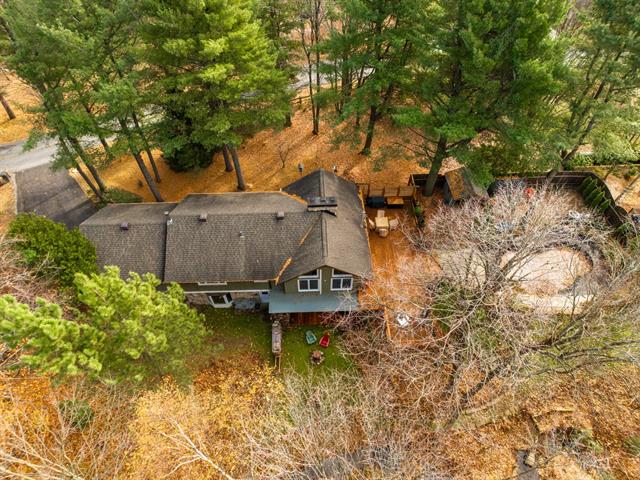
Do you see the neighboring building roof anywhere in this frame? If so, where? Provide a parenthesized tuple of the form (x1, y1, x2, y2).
(80, 169, 373, 284)
(80, 202, 177, 279)
(444, 167, 488, 201)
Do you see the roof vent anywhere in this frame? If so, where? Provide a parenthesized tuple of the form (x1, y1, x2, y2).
(276, 211, 285, 220)
(239, 231, 245, 239)
(307, 196, 337, 208)
(198, 213, 208, 222)
(164, 210, 170, 216)
(120, 222, 129, 231)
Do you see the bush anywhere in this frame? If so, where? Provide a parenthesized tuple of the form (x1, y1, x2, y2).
(104, 187, 143, 204)
(59, 399, 94, 429)
(163, 142, 214, 172)
(8, 213, 97, 287)
(624, 436, 640, 456)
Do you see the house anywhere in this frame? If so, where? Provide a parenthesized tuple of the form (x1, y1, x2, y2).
(443, 167, 488, 205)
(80, 169, 373, 317)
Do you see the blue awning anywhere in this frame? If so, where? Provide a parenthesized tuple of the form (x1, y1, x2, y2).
(268, 287, 359, 314)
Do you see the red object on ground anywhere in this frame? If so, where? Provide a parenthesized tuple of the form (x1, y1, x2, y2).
(319, 333, 330, 348)
(524, 187, 535, 198)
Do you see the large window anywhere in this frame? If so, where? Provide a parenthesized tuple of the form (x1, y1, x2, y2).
(298, 269, 320, 292)
(208, 293, 232, 308)
(331, 269, 353, 291)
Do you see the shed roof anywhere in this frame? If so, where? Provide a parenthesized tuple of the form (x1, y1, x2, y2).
(445, 167, 488, 201)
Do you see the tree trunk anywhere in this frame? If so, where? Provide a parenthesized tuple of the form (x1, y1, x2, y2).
(60, 137, 105, 201)
(131, 112, 161, 183)
(118, 118, 164, 202)
(423, 136, 448, 197)
(228, 144, 246, 191)
(360, 106, 378, 155)
(0, 93, 16, 120)
(222, 145, 234, 172)
(79, 100, 115, 162)
(67, 137, 107, 193)
(75, 162, 104, 201)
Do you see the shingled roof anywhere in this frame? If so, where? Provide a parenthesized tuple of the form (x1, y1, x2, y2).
(80, 202, 177, 279)
(163, 192, 313, 283)
(80, 170, 372, 284)
(281, 169, 372, 281)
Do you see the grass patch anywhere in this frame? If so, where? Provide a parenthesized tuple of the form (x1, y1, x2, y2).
(282, 326, 354, 375)
(200, 307, 271, 361)
(199, 307, 354, 376)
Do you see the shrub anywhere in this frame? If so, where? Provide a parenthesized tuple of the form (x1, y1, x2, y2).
(585, 186, 602, 204)
(590, 191, 605, 209)
(104, 188, 143, 204)
(8, 214, 97, 287)
(59, 399, 94, 429)
(163, 142, 213, 172)
(624, 436, 640, 456)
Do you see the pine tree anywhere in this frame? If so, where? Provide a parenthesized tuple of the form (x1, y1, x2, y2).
(324, 0, 423, 154)
(554, 0, 640, 167)
(139, 0, 290, 187)
(0, 267, 206, 384)
(395, 0, 566, 195)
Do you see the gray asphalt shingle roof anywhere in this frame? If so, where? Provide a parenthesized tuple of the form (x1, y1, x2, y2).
(281, 170, 372, 281)
(80, 203, 177, 279)
(80, 170, 372, 284)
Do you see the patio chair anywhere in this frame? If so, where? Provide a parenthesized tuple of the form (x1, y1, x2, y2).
(376, 209, 386, 218)
(389, 218, 400, 231)
(367, 218, 376, 230)
(305, 330, 317, 345)
(319, 332, 330, 348)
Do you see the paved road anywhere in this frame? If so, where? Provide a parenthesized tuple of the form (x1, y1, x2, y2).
(14, 164, 96, 229)
(0, 139, 57, 173)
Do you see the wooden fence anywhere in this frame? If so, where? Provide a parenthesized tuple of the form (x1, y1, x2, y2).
(358, 183, 417, 199)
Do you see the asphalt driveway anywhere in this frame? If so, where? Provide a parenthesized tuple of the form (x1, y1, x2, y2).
(14, 164, 96, 229)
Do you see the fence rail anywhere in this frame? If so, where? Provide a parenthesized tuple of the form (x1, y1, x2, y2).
(358, 183, 417, 199)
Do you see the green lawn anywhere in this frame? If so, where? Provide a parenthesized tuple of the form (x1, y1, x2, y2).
(200, 307, 354, 375)
(281, 325, 354, 375)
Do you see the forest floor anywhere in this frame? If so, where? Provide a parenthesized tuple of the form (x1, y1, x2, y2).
(0, 72, 39, 145)
(0, 181, 15, 234)
(76, 106, 431, 202)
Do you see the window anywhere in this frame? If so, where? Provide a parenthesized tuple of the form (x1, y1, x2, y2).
(331, 269, 353, 291)
(198, 281, 227, 286)
(298, 270, 320, 292)
(208, 293, 232, 308)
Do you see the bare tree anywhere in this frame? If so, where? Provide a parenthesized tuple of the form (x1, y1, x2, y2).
(276, 141, 294, 169)
(243, 372, 452, 480)
(0, 383, 134, 480)
(297, 0, 326, 135)
(340, 184, 640, 424)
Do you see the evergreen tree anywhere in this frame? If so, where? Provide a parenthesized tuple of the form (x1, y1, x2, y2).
(396, 0, 566, 195)
(324, 0, 423, 154)
(138, 0, 290, 187)
(0, 267, 206, 384)
(554, 0, 640, 168)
